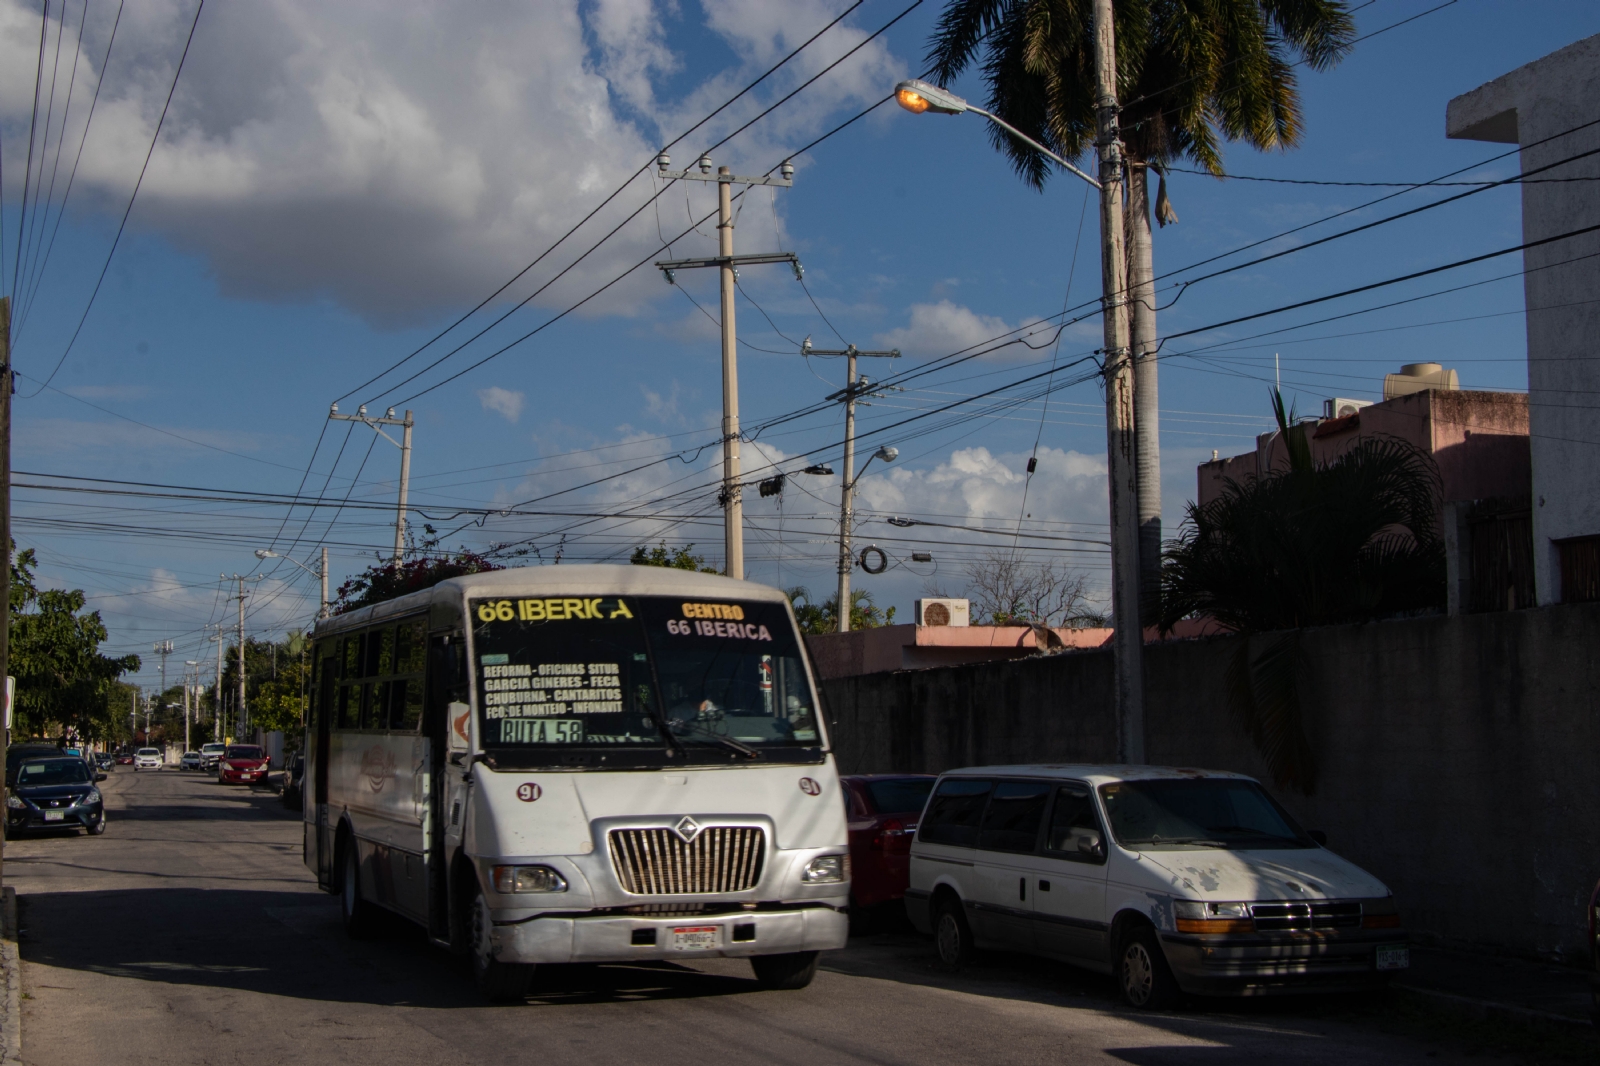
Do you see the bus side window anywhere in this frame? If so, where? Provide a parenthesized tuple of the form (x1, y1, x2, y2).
(426, 631, 468, 734)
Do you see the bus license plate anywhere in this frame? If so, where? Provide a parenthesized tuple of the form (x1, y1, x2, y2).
(43, 810, 64, 822)
(671, 926, 718, 951)
(1375, 945, 1409, 971)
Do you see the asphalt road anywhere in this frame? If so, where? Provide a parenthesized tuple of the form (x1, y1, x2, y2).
(0, 766, 1513, 1065)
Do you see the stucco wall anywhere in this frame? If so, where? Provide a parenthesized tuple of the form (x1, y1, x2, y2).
(823, 602, 1600, 961)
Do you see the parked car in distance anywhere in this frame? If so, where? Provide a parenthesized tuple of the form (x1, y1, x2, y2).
(6, 742, 63, 788)
(7, 756, 106, 835)
(199, 742, 227, 771)
(114, 751, 134, 765)
(842, 774, 936, 925)
(218, 744, 269, 785)
(908, 765, 1408, 1008)
(280, 751, 304, 810)
(179, 751, 202, 771)
(133, 748, 163, 771)
(93, 752, 115, 771)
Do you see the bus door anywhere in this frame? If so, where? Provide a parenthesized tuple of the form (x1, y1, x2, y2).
(425, 629, 467, 943)
(313, 643, 335, 889)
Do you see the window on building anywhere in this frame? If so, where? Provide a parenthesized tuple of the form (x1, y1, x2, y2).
(1559, 535, 1600, 604)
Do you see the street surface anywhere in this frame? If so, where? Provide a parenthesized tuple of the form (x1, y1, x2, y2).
(1, 767, 1533, 1065)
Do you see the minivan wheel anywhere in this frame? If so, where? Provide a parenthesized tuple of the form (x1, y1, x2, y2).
(934, 896, 974, 968)
(470, 881, 533, 1002)
(750, 951, 819, 990)
(339, 836, 381, 939)
(1117, 925, 1179, 1010)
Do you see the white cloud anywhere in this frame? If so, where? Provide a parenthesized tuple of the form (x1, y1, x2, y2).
(0, 0, 902, 325)
(873, 301, 1020, 359)
(477, 386, 524, 422)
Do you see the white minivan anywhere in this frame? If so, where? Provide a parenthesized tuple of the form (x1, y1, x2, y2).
(906, 765, 1409, 1007)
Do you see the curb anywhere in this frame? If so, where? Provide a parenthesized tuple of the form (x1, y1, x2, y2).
(1393, 982, 1596, 1036)
(0, 886, 20, 1066)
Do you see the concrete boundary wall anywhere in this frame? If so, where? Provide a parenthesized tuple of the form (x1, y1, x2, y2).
(820, 603, 1600, 961)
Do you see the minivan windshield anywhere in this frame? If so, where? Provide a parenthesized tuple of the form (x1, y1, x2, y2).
(1098, 778, 1311, 849)
(470, 594, 820, 764)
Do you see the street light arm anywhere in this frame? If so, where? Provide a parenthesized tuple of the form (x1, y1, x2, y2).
(966, 105, 1102, 190)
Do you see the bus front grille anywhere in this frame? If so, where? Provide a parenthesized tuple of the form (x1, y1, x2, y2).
(608, 826, 766, 895)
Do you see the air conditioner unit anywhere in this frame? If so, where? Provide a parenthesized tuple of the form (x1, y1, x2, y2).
(914, 598, 969, 627)
(1322, 397, 1373, 420)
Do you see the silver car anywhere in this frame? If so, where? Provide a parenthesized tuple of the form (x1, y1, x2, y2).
(179, 751, 202, 771)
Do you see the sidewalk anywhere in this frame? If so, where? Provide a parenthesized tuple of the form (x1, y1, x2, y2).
(1395, 944, 1594, 1032)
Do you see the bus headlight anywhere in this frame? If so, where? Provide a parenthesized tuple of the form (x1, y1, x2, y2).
(801, 855, 848, 884)
(492, 865, 568, 894)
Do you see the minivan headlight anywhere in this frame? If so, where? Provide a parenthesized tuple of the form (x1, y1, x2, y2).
(801, 854, 848, 884)
(1174, 899, 1253, 932)
(492, 865, 568, 893)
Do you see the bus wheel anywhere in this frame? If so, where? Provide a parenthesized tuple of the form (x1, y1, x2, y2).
(339, 835, 381, 939)
(470, 882, 533, 1002)
(749, 951, 819, 990)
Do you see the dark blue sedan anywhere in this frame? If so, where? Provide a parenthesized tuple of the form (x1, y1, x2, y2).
(6, 757, 106, 835)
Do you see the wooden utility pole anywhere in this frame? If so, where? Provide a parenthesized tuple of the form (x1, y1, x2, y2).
(0, 297, 10, 889)
(1092, 0, 1146, 762)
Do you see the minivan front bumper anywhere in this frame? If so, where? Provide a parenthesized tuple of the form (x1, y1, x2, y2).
(1159, 929, 1409, 996)
(489, 904, 848, 965)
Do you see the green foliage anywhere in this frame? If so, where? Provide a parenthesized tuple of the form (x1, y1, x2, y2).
(219, 632, 311, 738)
(333, 526, 503, 614)
(8, 546, 141, 741)
(1160, 392, 1445, 793)
(924, 0, 1355, 182)
(787, 587, 896, 635)
(630, 542, 720, 573)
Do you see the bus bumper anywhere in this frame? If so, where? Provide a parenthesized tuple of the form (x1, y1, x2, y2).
(490, 905, 849, 965)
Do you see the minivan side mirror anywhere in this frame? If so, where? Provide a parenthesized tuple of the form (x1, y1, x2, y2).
(1077, 829, 1105, 859)
(95, 772, 107, 781)
(1307, 829, 1327, 846)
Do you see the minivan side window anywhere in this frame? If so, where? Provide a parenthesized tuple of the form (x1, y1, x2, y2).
(1044, 785, 1107, 864)
(977, 780, 1052, 853)
(917, 778, 992, 847)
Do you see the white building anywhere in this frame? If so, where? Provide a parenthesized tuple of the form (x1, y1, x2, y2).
(1447, 35, 1600, 604)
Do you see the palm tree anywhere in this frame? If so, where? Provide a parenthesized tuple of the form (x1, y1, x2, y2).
(925, 0, 1356, 617)
(1160, 392, 1445, 791)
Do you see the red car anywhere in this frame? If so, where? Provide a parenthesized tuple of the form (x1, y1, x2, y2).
(114, 752, 134, 765)
(842, 774, 936, 921)
(218, 744, 270, 785)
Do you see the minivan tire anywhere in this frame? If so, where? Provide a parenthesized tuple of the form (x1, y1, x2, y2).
(750, 951, 820, 990)
(1117, 924, 1180, 1010)
(934, 895, 975, 968)
(470, 881, 533, 1002)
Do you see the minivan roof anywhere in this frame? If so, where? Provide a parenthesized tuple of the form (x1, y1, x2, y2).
(937, 764, 1258, 786)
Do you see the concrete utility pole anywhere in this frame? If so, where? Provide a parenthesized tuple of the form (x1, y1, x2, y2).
(223, 576, 262, 740)
(1092, 0, 1146, 762)
(210, 626, 223, 742)
(321, 546, 329, 619)
(184, 661, 199, 752)
(655, 153, 798, 580)
(327, 405, 413, 568)
(802, 341, 900, 632)
(1, 297, 11, 889)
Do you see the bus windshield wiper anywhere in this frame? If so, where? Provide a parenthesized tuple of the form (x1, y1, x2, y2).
(675, 724, 762, 759)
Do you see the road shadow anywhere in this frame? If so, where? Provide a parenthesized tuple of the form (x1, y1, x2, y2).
(17, 886, 764, 1010)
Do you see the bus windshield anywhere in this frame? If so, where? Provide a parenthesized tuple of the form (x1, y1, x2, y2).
(471, 594, 820, 762)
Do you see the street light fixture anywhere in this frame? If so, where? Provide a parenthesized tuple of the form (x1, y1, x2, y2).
(255, 547, 331, 619)
(893, 79, 1101, 189)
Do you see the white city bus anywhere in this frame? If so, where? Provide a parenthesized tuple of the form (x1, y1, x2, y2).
(303, 564, 849, 999)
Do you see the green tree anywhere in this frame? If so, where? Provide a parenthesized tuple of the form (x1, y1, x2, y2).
(787, 587, 897, 635)
(630, 542, 720, 573)
(1160, 392, 1444, 792)
(333, 527, 503, 614)
(926, 0, 1355, 600)
(8, 547, 141, 742)
(218, 631, 313, 740)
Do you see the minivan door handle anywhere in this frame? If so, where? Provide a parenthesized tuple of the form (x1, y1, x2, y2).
(1019, 877, 1026, 902)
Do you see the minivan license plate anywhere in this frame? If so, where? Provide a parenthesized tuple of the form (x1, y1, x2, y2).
(671, 926, 718, 951)
(43, 810, 64, 821)
(1375, 945, 1409, 971)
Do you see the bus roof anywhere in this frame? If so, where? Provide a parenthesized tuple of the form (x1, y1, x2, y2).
(313, 563, 791, 636)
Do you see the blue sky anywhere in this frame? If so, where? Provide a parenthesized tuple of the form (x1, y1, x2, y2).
(1, 0, 1597, 690)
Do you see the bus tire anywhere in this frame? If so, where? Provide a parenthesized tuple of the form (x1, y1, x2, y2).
(749, 951, 819, 990)
(339, 833, 381, 940)
(470, 881, 532, 1002)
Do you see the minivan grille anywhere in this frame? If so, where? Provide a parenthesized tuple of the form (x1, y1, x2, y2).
(608, 827, 765, 895)
(1251, 902, 1362, 931)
